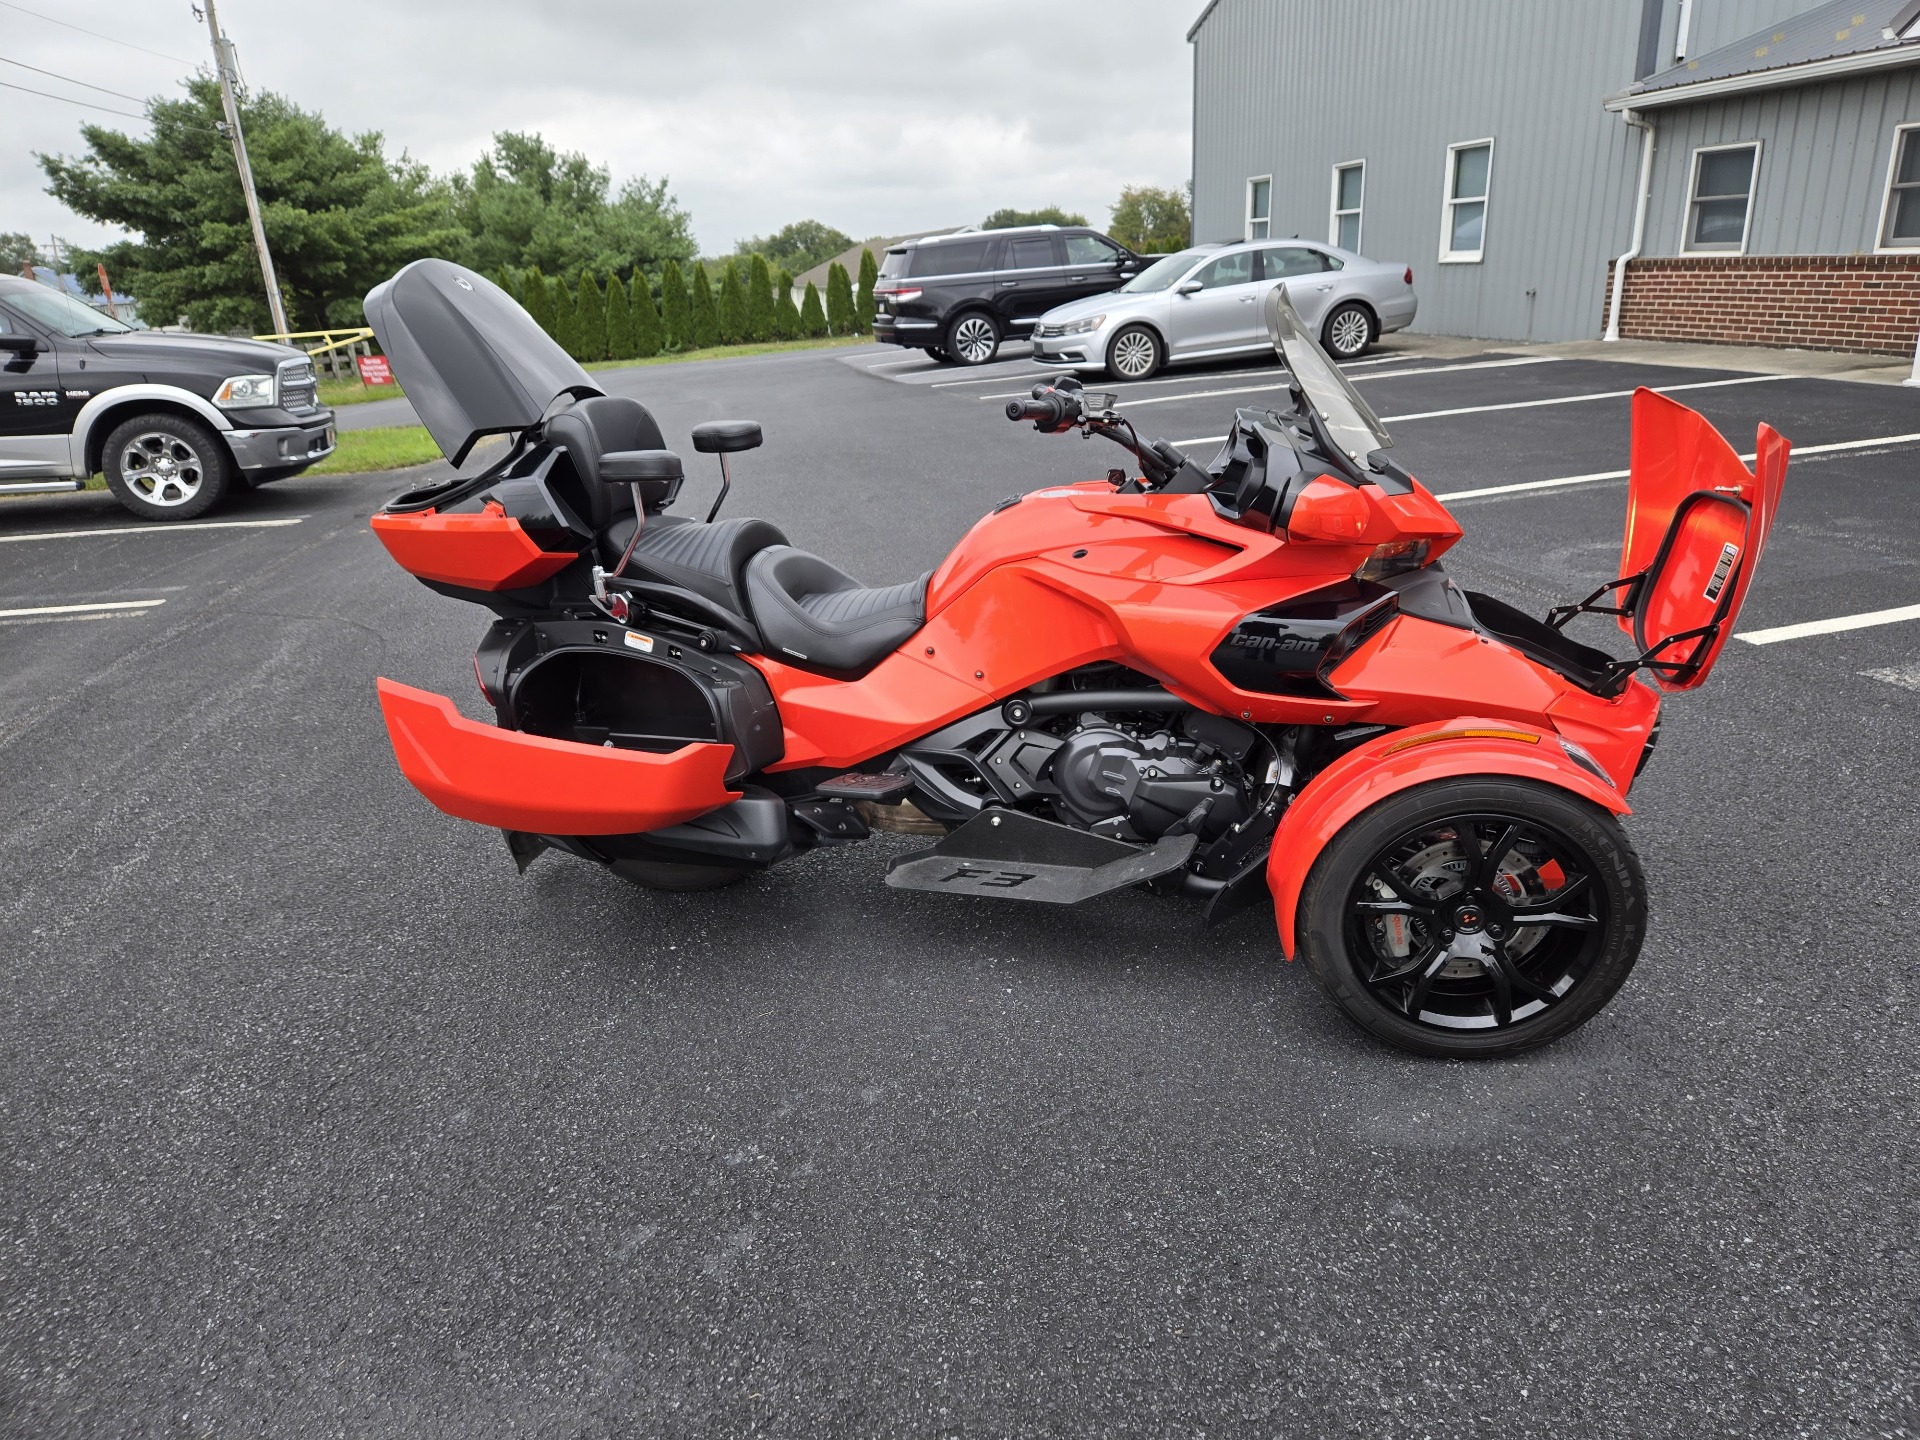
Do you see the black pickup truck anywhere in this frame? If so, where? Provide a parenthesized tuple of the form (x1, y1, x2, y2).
(0, 275, 336, 521)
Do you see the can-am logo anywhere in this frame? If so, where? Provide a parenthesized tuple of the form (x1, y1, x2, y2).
(1230, 630, 1324, 657)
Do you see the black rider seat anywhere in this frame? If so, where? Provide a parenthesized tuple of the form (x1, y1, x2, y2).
(744, 546, 932, 674)
(607, 513, 788, 620)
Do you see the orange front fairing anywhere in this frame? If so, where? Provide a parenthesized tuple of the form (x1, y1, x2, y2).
(377, 678, 738, 834)
(370, 504, 579, 592)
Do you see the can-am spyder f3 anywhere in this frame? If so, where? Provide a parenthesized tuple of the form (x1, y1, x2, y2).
(366, 259, 1789, 1059)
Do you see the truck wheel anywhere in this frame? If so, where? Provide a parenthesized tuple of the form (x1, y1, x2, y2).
(1296, 778, 1646, 1059)
(102, 413, 233, 521)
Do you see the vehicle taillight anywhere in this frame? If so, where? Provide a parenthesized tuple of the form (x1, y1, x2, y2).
(879, 287, 923, 302)
(1403, 267, 1414, 285)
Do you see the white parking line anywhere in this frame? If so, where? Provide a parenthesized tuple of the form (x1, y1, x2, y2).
(1739, 604, 1920, 645)
(977, 355, 1566, 406)
(0, 598, 167, 619)
(1436, 431, 1920, 502)
(1170, 373, 1795, 447)
(0, 516, 307, 544)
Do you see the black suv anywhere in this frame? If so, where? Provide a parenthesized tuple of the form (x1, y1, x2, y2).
(871, 225, 1148, 366)
(0, 275, 336, 522)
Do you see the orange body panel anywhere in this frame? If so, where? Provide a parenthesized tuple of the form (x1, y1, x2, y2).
(377, 678, 738, 834)
(371, 505, 578, 591)
(1264, 717, 1636, 959)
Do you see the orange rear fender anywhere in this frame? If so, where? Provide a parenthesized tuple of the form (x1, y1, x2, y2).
(1266, 718, 1631, 958)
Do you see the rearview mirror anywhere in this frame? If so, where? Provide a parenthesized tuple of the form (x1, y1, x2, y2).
(1175, 281, 1203, 296)
(0, 333, 38, 355)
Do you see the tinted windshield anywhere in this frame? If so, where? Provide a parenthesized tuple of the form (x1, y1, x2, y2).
(1263, 286, 1392, 463)
(3, 284, 134, 337)
(1118, 248, 1208, 293)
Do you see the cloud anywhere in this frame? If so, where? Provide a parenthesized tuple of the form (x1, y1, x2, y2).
(7, 0, 1194, 260)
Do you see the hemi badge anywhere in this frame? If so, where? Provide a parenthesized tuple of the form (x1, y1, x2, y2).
(624, 631, 654, 653)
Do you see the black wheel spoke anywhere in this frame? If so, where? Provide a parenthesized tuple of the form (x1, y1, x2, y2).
(1478, 823, 1522, 887)
(1402, 949, 1452, 1018)
(1484, 951, 1514, 1027)
(1368, 938, 1441, 987)
(1489, 941, 1561, 1006)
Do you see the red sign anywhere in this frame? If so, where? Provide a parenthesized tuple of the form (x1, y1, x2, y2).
(357, 354, 394, 386)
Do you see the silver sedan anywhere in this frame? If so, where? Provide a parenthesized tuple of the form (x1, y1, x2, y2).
(1028, 239, 1418, 379)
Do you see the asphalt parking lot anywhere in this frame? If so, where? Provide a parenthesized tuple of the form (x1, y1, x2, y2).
(2, 335, 1916, 1437)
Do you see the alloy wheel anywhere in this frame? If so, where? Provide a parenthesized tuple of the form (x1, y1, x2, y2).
(1329, 307, 1371, 358)
(119, 431, 208, 508)
(1344, 812, 1607, 1032)
(1111, 330, 1158, 379)
(950, 316, 997, 364)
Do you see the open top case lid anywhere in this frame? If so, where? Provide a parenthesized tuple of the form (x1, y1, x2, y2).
(363, 258, 600, 466)
(1609, 388, 1790, 691)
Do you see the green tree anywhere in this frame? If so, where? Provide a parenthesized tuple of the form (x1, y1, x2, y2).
(39, 76, 464, 331)
(522, 268, 556, 336)
(799, 281, 827, 339)
(553, 275, 579, 357)
(772, 267, 800, 341)
(689, 261, 719, 348)
(632, 273, 664, 357)
(825, 261, 853, 335)
(490, 265, 519, 303)
(734, 219, 856, 275)
(0, 233, 44, 274)
(603, 269, 634, 359)
(745, 253, 776, 343)
(982, 206, 1087, 229)
(659, 259, 691, 349)
(717, 259, 747, 345)
(574, 270, 606, 360)
(448, 131, 696, 278)
(1107, 184, 1191, 254)
(854, 247, 877, 333)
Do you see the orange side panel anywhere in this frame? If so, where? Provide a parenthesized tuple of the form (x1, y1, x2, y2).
(1621, 390, 1762, 627)
(371, 507, 578, 591)
(1264, 718, 1631, 959)
(376, 678, 738, 835)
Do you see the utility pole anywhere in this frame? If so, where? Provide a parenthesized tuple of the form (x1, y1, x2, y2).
(199, 0, 289, 336)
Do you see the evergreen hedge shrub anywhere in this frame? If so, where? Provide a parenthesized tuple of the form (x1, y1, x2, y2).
(633, 274, 664, 358)
(799, 281, 827, 338)
(773, 268, 800, 341)
(574, 271, 607, 361)
(690, 262, 719, 348)
(718, 260, 747, 345)
(523, 267, 556, 337)
(746, 254, 775, 343)
(855, 248, 877, 333)
(553, 277, 579, 357)
(825, 261, 853, 335)
(603, 271, 634, 360)
(661, 260, 692, 350)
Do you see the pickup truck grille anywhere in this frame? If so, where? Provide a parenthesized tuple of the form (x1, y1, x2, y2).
(278, 359, 319, 413)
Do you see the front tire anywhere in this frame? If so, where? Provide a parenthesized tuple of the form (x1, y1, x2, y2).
(943, 312, 1001, 366)
(102, 412, 233, 521)
(1105, 324, 1164, 380)
(924, 346, 957, 364)
(1297, 778, 1646, 1059)
(1321, 302, 1376, 361)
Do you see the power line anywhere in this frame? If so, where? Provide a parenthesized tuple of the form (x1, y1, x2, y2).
(0, 0, 196, 65)
(0, 54, 159, 105)
(0, 76, 218, 132)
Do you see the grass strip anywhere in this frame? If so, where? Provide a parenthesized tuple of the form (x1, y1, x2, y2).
(310, 426, 443, 475)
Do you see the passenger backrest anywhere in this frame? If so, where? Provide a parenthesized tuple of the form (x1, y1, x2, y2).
(545, 395, 674, 530)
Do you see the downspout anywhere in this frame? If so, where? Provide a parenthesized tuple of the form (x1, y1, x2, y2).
(1605, 108, 1656, 342)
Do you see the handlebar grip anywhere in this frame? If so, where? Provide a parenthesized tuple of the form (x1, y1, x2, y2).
(1006, 396, 1066, 425)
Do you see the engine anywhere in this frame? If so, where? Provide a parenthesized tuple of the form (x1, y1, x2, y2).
(1049, 717, 1255, 841)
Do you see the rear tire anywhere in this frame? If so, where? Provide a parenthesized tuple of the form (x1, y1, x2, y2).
(608, 857, 750, 892)
(1321, 302, 1376, 361)
(925, 346, 957, 364)
(102, 412, 233, 521)
(1297, 778, 1646, 1059)
(1105, 324, 1164, 380)
(943, 312, 1001, 366)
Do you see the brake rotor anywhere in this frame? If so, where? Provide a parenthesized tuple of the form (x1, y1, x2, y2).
(1368, 834, 1549, 977)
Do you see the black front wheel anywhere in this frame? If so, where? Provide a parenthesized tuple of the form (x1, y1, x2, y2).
(1297, 778, 1646, 1058)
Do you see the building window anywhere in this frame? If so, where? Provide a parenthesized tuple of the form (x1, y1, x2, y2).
(1440, 140, 1493, 263)
(1685, 143, 1760, 253)
(1331, 162, 1364, 252)
(1879, 124, 1920, 251)
(1246, 176, 1271, 240)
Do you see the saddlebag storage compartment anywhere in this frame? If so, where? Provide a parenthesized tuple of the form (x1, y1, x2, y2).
(376, 678, 739, 835)
(504, 621, 784, 784)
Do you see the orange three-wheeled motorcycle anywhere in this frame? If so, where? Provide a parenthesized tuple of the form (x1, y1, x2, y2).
(367, 260, 1789, 1058)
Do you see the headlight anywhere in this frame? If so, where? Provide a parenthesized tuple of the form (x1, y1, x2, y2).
(1057, 314, 1106, 335)
(213, 373, 277, 408)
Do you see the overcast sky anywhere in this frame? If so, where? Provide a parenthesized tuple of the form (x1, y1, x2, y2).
(4, 0, 1196, 262)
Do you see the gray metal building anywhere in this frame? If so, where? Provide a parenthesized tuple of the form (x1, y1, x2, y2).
(1188, 0, 1920, 352)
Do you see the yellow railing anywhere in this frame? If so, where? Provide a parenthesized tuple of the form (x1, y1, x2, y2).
(254, 327, 380, 383)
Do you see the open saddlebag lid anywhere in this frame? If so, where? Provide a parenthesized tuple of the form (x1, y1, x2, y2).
(363, 258, 601, 466)
(1613, 388, 1790, 691)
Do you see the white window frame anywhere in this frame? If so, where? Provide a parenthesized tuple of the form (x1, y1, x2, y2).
(1875, 122, 1920, 254)
(1682, 141, 1762, 255)
(1330, 160, 1365, 252)
(1438, 138, 1494, 264)
(1245, 175, 1272, 241)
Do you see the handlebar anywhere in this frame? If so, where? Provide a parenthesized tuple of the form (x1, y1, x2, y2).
(1007, 379, 1189, 489)
(1005, 392, 1079, 429)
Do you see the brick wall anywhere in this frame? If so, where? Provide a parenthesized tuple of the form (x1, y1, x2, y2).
(1603, 255, 1920, 357)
